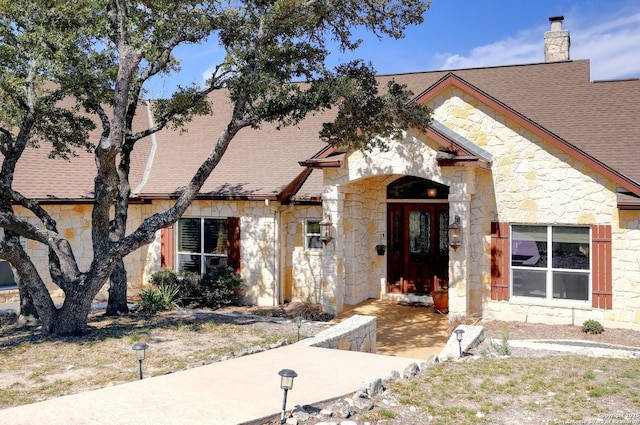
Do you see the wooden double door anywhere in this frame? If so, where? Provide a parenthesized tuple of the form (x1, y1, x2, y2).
(387, 203, 449, 294)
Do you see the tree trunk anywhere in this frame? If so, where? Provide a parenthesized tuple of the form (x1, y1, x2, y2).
(17, 284, 39, 326)
(106, 260, 129, 316)
(50, 288, 95, 336)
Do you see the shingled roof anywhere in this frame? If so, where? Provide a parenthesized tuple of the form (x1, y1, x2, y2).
(7, 59, 640, 205)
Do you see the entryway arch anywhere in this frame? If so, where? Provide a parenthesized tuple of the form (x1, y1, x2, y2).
(386, 176, 450, 295)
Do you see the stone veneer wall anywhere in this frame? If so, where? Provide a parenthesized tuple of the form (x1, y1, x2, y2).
(1, 204, 152, 303)
(429, 86, 640, 329)
(281, 205, 323, 303)
(144, 200, 282, 306)
(296, 314, 376, 353)
(4, 199, 289, 307)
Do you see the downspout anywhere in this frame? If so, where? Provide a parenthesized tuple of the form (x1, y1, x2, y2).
(273, 205, 279, 306)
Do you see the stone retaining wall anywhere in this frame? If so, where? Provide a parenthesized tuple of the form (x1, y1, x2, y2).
(297, 314, 376, 353)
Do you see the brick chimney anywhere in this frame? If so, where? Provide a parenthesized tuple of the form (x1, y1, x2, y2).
(544, 16, 570, 62)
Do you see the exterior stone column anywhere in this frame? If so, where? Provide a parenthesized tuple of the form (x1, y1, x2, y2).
(448, 192, 471, 319)
(321, 186, 345, 315)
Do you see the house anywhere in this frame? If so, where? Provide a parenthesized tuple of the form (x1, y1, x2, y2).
(3, 17, 640, 330)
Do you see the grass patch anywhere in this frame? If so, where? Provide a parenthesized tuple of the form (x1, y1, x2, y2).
(0, 310, 303, 409)
(380, 355, 640, 424)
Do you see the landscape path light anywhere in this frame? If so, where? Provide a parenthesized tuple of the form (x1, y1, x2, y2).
(278, 368, 298, 424)
(454, 329, 464, 358)
(132, 342, 148, 380)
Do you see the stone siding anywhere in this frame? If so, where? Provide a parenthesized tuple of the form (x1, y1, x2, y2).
(430, 86, 640, 329)
(281, 205, 324, 303)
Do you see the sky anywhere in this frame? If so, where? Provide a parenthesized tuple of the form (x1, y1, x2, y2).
(145, 0, 640, 98)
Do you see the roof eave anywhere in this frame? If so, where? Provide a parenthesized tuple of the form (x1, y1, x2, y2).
(415, 72, 640, 197)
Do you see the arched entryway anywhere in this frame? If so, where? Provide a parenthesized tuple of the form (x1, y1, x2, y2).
(386, 177, 450, 295)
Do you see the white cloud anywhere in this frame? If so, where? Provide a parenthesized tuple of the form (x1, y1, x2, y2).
(571, 12, 640, 79)
(437, 29, 542, 70)
(434, 10, 640, 80)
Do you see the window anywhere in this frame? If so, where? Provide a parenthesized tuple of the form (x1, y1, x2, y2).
(511, 225, 590, 301)
(305, 219, 323, 250)
(0, 229, 17, 288)
(177, 218, 228, 275)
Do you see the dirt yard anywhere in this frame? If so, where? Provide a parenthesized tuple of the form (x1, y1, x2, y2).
(2, 303, 640, 424)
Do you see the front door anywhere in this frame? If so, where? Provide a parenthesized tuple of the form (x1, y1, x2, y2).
(387, 203, 449, 294)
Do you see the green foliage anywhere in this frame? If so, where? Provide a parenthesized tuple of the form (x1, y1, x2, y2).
(319, 63, 432, 152)
(582, 319, 604, 334)
(149, 269, 180, 287)
(488, 330, 511, 356)
(149, 269, 199, 304)
(196, 265, 244, 309)
(138, 287, 165, 314)
(0, 0, 432, 335)
(138, 281, 179, 314)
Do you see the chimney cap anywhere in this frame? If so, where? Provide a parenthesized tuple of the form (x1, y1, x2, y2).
(549, 16, 564, 22)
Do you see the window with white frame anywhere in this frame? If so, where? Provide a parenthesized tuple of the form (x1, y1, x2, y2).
(0, 229, 17, 288)
(305, 219, 323, 250)
(511, 225, 590, 301)
(177, 218, 228, 275)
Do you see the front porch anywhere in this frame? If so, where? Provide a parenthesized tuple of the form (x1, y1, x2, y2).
(333, 298, 450, 359)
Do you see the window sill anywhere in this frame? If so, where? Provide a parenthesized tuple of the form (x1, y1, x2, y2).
(509, 296, 592, 310)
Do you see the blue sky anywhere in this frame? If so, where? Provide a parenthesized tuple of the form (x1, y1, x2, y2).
(145, 0, 640, 97)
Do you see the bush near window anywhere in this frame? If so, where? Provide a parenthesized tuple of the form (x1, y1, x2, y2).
(148, 266, 245, 311)
(138, 281, 179, 314)
(582, 319, 604, 334)
(197, 265, 245, 309)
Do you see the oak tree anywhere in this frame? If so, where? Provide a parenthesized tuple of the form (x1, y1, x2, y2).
(0, 0, 432, 335)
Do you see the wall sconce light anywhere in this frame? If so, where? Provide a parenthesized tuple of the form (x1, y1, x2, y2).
(454, 328, 465, 357)
(449, 215, 462, 251)
(131, 342, 148, 380)
(319, 214, 333, 245)
(278, 369, 298, 424)
(427, 188, 438, 197)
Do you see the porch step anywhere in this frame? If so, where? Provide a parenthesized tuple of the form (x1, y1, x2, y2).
(382, 293, 434, 306)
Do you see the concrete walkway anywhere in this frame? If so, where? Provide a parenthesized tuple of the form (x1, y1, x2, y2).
(0, 298, 446, 424)
(0, 344, 422, 425)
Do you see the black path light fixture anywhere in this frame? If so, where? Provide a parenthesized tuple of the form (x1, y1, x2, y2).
(449, 215, 462, 251)
(319, 213, 333, 245)
(278, 368, 298, 424)
(132, 342, 148, 380)
(454, 328, 465, 358)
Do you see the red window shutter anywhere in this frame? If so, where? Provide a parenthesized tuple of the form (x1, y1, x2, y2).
(591, 224, 612, 309)
(227, 217, 241, 274)
(160, 226, 174, 269)
(491, 222, 510, 301)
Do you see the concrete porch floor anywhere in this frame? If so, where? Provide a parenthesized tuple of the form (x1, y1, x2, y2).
(333, 298, 450, 359)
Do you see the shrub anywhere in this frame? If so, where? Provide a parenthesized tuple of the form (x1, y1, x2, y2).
(139, 273, 180, 314)
(289, 300, 332, 321)
(196, 265, 244, 309)
(582, 319, 604, 334)
(150, 269, 199, 304)
(138, 287, 166, 314)
(488, 330, 511, 356)
(149, 269, 180, 287)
